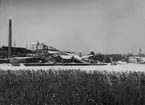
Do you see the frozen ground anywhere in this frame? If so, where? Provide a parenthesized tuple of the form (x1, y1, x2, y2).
(0, 63, 145, 72)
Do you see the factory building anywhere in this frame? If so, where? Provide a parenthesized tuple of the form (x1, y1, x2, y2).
(0, 46, 33, 58)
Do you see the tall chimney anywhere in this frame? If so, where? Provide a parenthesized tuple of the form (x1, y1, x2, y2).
(8, 19, 12, 58)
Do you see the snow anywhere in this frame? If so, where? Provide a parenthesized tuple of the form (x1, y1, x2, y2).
(0, 63, 145, 72)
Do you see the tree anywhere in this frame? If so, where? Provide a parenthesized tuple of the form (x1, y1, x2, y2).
(95, 53, 104, 62)
(103, 56, 111, 63)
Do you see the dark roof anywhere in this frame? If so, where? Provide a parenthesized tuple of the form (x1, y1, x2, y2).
(0, 48, 4, 51)
(0, 48, 7, 52)
(2, 46, 33, 53)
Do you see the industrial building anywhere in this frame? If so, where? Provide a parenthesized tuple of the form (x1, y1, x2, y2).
(0, 19, 118, 65)
(0, 46, 33, 58)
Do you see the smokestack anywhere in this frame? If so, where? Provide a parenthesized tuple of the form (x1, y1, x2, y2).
(8, 19, 12, 58)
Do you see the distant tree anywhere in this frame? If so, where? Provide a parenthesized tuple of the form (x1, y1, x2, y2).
(125, 57, 129, 63)
(95, 53, 104, 62)
(90, 51, 95, 56)
(103, 56, 111, 63)
(126, 53, 134, 57)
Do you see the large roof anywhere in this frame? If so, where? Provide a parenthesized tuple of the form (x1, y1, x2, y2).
(0, 48, 4, 51)
(1, 46, 33, 53)
(0, 48, 7, 52)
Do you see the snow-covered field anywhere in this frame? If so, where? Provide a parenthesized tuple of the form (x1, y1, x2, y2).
(0, 63, 145, 72)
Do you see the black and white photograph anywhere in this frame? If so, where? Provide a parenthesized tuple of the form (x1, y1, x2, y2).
(0, 0, 145, 104)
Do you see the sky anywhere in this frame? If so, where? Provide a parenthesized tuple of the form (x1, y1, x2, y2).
(0, 0, 145, 54)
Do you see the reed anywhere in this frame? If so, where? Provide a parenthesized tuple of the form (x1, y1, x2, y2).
(0, 69, 144, 105)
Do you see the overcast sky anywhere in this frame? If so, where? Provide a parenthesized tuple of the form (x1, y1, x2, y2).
(0, 0, 145, 54)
